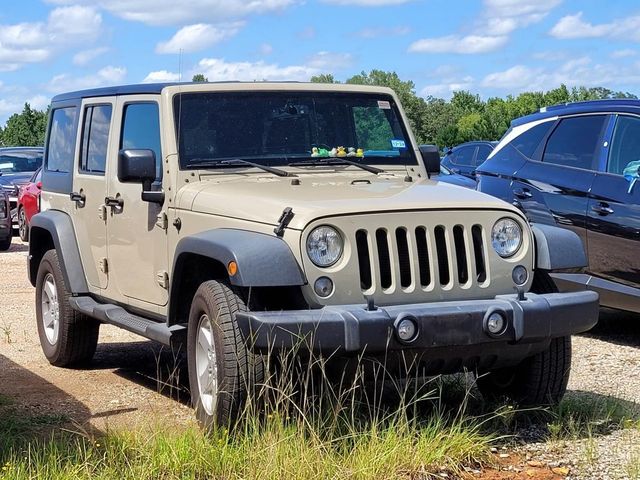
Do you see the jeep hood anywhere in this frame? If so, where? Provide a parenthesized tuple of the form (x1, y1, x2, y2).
(179, 172, 520, 231)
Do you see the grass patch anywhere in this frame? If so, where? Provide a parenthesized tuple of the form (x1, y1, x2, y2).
(628, 451, 640, 480)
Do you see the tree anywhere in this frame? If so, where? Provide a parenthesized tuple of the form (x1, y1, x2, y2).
(310, 74, 337, 83)
(192, 74, 208, 82)
(0, 103, 48, 147)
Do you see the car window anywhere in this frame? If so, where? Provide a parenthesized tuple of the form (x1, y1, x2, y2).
(475, 145, 492, 165)
(79, 105, 112, 174)
(608, 115, 640, 176)
(511, 121, 554, 158)
(35, 169, 42, 183)
(120, 103, 162, 181)
(451, 146, 476, 166)
(542, 115, 606, 170)
(47, 107, 77, 173)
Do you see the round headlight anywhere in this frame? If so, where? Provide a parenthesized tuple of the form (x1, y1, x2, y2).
(306, 226, 344, 267)
(491, 218, 523, 258)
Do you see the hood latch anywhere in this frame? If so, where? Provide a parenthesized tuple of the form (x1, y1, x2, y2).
(274, 207, 294, 237)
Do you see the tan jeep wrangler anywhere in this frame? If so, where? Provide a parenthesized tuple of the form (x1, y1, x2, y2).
(29, 82, 599, 428)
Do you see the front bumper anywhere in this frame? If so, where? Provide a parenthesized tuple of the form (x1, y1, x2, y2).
(236, 291, 598, 355)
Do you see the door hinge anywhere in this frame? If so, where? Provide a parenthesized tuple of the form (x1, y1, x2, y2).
(98, 204, 107, 221)
(99, 258, 108, 274)
(156, 270, 169, 289)
(156, 211, 168, 230)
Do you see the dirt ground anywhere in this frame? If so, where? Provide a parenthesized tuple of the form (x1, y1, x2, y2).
(1, 237, 639, 479)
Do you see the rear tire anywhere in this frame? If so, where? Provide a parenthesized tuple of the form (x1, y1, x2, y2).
(18, 207, 29, 242)
(187, 280, 264, 430)
(35, 250, 100, 366)
(477, 271, 571, 406)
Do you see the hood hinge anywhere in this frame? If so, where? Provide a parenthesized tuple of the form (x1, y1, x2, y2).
(156, 270, 169, 289)
(274, 207, 294, 237)
(156, 211, 168, 230)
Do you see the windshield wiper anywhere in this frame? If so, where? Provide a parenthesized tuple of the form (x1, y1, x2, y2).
(189, 158, 295, 177)
(288, 157, 385, 175)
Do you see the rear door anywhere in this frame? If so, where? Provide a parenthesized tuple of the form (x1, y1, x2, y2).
(447, 145, 478, 178)
(587, 114, 640, 289)
(511, 114, 607, 247)
(71, 99, 115, 290)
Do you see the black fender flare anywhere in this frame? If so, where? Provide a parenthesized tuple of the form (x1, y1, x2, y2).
(171, 228, 306, 289)
(28, 210, 89, 293)
(531, 223, 587, 271)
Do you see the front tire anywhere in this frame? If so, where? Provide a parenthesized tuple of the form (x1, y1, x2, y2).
(477, 272, 571, 406)
(35, 250, 99, 366)
(187, 280, 264, 430)
(18, 207, 29, 242)
(0, 235, 10, 251)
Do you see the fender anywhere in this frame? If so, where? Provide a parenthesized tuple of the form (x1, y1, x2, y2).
(172, 228, 306, 288)
(28, 210, 89, 293)
(531, 223, 587, 271)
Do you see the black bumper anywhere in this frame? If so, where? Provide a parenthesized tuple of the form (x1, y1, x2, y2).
(236, 291, 599, 354)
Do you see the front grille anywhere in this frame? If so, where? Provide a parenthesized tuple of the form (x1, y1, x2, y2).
(355, 223, 489, 294)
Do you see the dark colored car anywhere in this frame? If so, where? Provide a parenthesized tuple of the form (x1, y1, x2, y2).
(0, 147, 44, 231)
(477, 99, 640, 313)
(17, 168, 42, 241)
(437, 164, 477, 188)
(441, 141, 497, 179)
(0, 191, 10, 250)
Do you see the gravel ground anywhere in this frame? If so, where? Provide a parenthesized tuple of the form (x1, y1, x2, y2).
(1, 237, 639, 479)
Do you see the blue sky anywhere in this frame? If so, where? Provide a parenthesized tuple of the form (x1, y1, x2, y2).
(1, 0, 639, 124)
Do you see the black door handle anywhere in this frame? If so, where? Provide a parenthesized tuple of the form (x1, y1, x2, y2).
(513, 188, 532, 199)
(104, 196, 124, 209)
(591, 203, 614, 215)
(69, 191, 86, 207)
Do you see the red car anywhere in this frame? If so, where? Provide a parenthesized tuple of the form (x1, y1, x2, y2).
(17, 168, 41, 241)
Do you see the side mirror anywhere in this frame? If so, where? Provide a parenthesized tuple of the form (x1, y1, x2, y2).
(419, 145, 441, 177)
(118, 149, 164, 204)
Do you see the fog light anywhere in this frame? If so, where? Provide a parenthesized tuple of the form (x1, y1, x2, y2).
(512, 265, 528, 286)
(314, 277, 334, 298)
(395, 316, 418, 343)
(486, 312, 506, 335)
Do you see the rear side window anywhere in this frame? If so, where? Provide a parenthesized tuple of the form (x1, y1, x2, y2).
(608, 115, 640, 176)
(542, 115, 606, 170)
(79, 104, 112, 174)
(476, 145, 493, 165)
(120, 103, 162, 181)
(47, 107, 78, 173)
(511, 121, 554, 158)
(451, 146, 476, 166)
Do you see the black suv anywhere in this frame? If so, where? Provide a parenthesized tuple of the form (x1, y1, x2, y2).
(477, 100, 640, 313)
(0, 147, 44, 230)
(441, 141, 497, 179)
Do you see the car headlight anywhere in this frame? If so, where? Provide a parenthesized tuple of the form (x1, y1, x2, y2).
(306, 226, 343, 267)
(491, 218, 523, 258)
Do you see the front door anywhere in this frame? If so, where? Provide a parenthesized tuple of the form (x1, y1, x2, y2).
(106, 97, 168, 307)
(587, 114, 640, 289)
(72, 99, 115, 290)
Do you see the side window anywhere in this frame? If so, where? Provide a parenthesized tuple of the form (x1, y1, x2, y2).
(510, 121, 554, 158)
(46, 107, 78, 173)
(79, 105, 112, 174)
(120, 103, 162, 180)
(451, 146, 475, 166)
(475, 145, 493, 165)
(542, 116, 606, 170)
(608, 115, 640, 176)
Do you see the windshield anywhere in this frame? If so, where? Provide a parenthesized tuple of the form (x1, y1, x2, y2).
(173, 91, 417, 169)
(0, 151, 43, 174)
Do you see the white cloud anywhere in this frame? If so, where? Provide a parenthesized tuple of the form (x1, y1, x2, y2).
(321, 0, 412, 5)
(421, 76, 474, 98)
(47, 66, 127, 93)
(46, 0, 297, 26)
(409, 35, 508, 54)
(156, 22, 244, 54)
(0, 6, 102, 71)
(73, 47, 109, 66)
(143, 70, 182, 83)
(306, 51, 353, 70)
(354, 25, 410, 38)
(611, 49, 637, 59)
(550, 12, 640, 41)
(484, 0, 562, 33)
(259, 43, 273, 55)
(192, 58, 319, 82)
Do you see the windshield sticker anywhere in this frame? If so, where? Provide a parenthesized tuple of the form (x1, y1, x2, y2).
(390, 139, 406, 149)
(377, 100, 391, 109)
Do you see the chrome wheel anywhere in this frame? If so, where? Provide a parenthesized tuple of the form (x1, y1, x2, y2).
(41, 273, 60, 345)
(18, 209, 27, 240)
(196, 314, 218, 416)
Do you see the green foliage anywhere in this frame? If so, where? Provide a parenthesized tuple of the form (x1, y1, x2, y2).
(0, 103, 48, 147)
(310, 73, 337, 84)
(191, 74, 208, 82)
